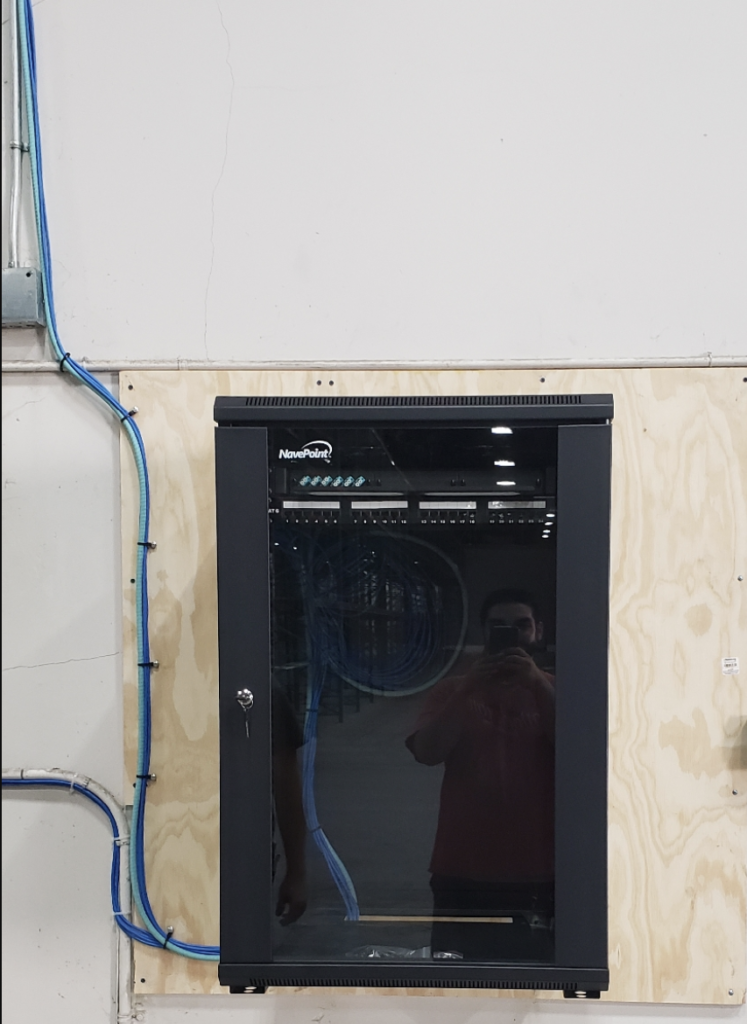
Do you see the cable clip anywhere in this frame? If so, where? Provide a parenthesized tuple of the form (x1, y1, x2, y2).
(138, 660, 159, 670)
(137, 541, 157, 550)
(10, 141, 30, 152)
(120, 407, 138, 422)
(162, 926, 174, 949)
(113, 835, 130, 847)
(136, 773, 157, 784)
(59, 352, 73, 373)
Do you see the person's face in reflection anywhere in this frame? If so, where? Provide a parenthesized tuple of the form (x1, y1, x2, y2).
(483, 602, 543, 651)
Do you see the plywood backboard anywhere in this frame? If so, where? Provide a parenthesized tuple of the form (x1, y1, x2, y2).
(120, 367, 746, 1001)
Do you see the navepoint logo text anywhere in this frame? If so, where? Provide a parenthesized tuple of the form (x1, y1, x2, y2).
(278, 440, 333, 463)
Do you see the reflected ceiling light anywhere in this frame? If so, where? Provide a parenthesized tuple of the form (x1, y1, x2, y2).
(546, 512, 556, 518)
(491, 426, 513, 434)
(495, 480, 516, 486)
(494, 460, 515, 467)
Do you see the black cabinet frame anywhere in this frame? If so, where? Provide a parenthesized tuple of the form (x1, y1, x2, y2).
(215, 395, 612, 995)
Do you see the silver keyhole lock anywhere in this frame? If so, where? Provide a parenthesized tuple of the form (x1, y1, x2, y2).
(236, 689, 254, 738)
(236, 688, 254, 711)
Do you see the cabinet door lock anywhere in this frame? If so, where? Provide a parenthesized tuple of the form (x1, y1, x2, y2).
(235, 689, 254, 737)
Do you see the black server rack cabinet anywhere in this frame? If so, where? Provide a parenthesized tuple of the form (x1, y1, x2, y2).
(214, 395, 613, 996)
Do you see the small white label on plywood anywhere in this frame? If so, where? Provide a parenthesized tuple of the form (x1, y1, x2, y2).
(721, 657, 740, 675)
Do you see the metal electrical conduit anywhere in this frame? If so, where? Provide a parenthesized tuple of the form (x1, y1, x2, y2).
(7, 0, 24, 268)
(1, 355, 744, 373)
(2, 769, 136, 1024)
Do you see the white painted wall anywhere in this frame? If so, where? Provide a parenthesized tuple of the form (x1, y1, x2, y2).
(2, 374, 124, 1024)
(2, 1, 745, 1022)
(3, 0, 747, 364)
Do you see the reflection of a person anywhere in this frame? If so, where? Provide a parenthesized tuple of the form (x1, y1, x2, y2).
(405, 588, 555, 960)
(272, 686, 307, 925)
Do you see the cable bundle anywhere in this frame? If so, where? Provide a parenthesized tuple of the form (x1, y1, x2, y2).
(1, 775, 166, 948)
(300, 662, 361, 921)
(313, 534, 464, 695)
(273, 529, 466, 920)
(274, 533, 361, 919)
(15, 0, 217, 960)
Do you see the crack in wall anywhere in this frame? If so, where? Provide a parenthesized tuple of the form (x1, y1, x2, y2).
(2, 398, 45, 419)
(3, 652, 119, 673)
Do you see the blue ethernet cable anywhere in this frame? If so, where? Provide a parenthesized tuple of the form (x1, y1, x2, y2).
(15, 0, 217, 960)
(1, 776, 162, 949)
(272, 529, 465, 920)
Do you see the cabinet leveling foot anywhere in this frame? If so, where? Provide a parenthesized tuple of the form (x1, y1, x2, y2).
(563, 988, 601, 999)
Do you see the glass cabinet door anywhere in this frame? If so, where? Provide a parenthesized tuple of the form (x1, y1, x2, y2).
(267, 426, 557, 965)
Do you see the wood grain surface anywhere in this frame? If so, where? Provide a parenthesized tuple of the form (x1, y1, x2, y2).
(120, 367, 746, 1001)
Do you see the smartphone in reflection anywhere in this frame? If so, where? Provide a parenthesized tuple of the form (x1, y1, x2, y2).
(487, 624, 520, 655)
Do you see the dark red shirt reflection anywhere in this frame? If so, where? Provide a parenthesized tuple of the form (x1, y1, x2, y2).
(407, 674, 555, 883)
